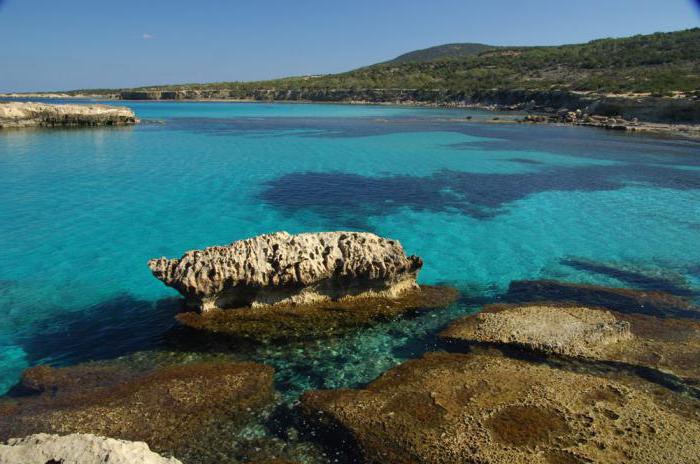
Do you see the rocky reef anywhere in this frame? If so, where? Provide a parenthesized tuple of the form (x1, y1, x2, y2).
(148, 231, 424, 311)
(441, 303, 700, 390)
(301, 351, 700, 464)
(0, 360, 276, 460)
(176, 285, 459, 342)
(0, 433, 182, 464)
(0, 102, 138, 128)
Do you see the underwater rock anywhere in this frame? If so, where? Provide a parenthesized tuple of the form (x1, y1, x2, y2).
(441, 304, 700, 389)
(148, 231, 423, 311)
(506, 279, 700, 319)
(0, 433, 181, 464)
(301, 351, 700, 464)
(175, 285, 459, 342)
(0, 361, 276, 458)
(0, 102, 138, 128)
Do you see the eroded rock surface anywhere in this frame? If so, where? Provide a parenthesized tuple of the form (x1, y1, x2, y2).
(0, 102, 138, 128)
(0, 433, 181, 464)
(176, 285, 459, 342)
(148, 231, 423, 311)
(0, 361, 276, 459)
(301, 352, 700, 464)
(441, 303, 700, 390)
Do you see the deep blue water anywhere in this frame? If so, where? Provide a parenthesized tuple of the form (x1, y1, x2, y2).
(1, 101, 699, 395)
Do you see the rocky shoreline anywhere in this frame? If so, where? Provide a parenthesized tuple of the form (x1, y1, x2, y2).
(2, 232, 699, 463)
(0, 102, 138, 128)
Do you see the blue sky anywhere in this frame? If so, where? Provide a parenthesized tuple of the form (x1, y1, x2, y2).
(0, 0, 698, 92)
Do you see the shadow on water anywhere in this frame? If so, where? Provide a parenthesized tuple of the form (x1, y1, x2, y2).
(261, 162, 700, 222)
(16, 295, 181, 367)
(560, 257, 697, 297)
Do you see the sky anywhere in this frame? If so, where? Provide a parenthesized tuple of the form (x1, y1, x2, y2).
(0, 0, 698, 92)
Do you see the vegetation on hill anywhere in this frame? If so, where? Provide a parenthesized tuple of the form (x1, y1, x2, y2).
(385, 43, 496, 63)
(73, 28, 700, 97)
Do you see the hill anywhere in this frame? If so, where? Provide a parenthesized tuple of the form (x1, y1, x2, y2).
(385, 43, 496, 63)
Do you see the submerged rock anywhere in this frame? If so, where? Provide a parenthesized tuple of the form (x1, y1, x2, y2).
(176, 285, 459, 342)
(0, 102, 138, 128)
(301, 351, 700, 464)
(441, 303, 700, 390)
(0, 361, 276, 458)
(506, 279, 700, 319)
(0, 433, 181, 464)
(148, 231, 423, 311)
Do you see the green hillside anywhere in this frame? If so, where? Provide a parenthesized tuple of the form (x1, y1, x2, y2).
(386, 43, 496, 63)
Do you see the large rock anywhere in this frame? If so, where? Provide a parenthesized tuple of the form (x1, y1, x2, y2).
(440, 303, 700, 390)
(0, 361, 276, 460)
(0, 433, 181, 464)
(148, 231, 423, 311)
(301, 351, 700, 464)
(0, 102, 138, 128)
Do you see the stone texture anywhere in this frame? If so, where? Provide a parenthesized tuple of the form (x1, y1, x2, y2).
(440, 305, 633, 358)
(441, 303, 700, 390)
(301, 351, 700, 464)
(176, 285, 459, 342)
(0, 433, 181, 464)
(0, 361, 276, 459)
(0, 102, 138, 128)
(148, 231, 423, 311)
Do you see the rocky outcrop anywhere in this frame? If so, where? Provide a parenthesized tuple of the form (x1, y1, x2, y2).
(148, 231, 423, 311)
(302, 351, 700, 464)
(440, 303, 700, 389)
(0, 102, 138, 128)
(0, 433, 181, 464)
(0, 360, 276, 460)
(441, 305, 633, 358)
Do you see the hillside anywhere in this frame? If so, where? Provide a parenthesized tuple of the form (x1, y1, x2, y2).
(68, 28, 700, 122)
(385, 43, 496, 63)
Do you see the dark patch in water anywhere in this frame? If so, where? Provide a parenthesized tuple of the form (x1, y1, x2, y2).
(560, 258, 696, 297)
(506, 157, 544, 165)
(16, 295, 180, 366)
(261, 163, 700, 222)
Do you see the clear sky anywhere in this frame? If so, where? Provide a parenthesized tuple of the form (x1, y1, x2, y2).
(0, 0, 698, 92)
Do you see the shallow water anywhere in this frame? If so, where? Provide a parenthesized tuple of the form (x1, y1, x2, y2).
(1, 100, 699, 403)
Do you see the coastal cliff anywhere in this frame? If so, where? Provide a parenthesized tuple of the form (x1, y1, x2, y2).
(0, 102, 138, 128)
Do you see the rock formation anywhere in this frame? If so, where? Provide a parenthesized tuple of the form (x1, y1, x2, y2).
(441, 303, 700, 390)
(301, 351, 700, 464)
(0, 102, 138, 128)
(0, 360, 276, 460)
(148, 231, 423, 311)
(0, 433, 182, 464)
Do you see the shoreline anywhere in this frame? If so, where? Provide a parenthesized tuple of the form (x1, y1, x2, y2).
(2, 94, 699, 140)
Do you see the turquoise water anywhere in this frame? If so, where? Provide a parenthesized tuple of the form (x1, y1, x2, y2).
(0, 101, 699, 397)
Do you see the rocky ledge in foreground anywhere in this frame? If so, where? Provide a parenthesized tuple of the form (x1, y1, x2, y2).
(301, 351, 700, 464)
(0, 433, 181, 464)
(0, 360, 275, 460)
(0, 102, 138, 128)
(440, 303, 700, 390)
(149, 231, 424, 311)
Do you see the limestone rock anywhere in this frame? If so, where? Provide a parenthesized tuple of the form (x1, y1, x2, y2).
(441, 305, 633, 358)
(148, 231, 423, 311)
(0, 361, 276, 459)
(301, 351, 700, 464)
(0, 102, 138, 128)
(0, 433, 181, 464)
(440, 303, 700, 390)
